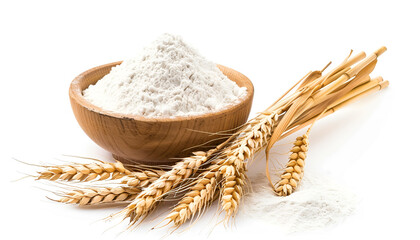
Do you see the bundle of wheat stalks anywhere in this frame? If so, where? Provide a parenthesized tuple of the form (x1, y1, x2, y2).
(34, 47, 388, 230)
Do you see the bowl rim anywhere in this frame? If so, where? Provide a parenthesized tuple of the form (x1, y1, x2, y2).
(69, 61, 254, 123)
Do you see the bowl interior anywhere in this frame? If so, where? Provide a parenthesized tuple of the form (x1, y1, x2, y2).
(70, 61, 254, 122)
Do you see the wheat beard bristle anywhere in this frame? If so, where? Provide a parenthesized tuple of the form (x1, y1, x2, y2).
(274, 134, 308, 196)
(37, 160, 132, 182)
(58, 186, 141, 205)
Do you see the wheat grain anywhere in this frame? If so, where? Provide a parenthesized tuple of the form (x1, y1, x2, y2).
(274, 134, 308, 196)
(58, 186, 141, 205)
(121, 170, 164, 188)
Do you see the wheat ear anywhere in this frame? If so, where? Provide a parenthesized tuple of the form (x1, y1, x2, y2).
(37, 160, 132, 182)
(274, 134, 308, 196)
(118, 151, 210, 227)
(164, 164, 221, 227)
(57, 186, 141, 205)
(220, 163, 246, 220)
(216, 111, 280, 219)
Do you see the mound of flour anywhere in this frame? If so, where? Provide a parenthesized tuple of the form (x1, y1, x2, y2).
(241, 172, 357, 233)
(83, 33, 247, 117)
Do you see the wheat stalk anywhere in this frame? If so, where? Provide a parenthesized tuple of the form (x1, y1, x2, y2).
(37, 160, 132, 182)
(57, 186, 141, 205)
(274, 134, 308, 196)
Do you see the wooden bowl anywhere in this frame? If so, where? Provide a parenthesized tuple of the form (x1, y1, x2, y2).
(69, 62, 254, 165)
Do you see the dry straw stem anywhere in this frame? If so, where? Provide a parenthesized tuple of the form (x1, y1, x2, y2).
(285, 78, 388, 138)
(274, 134, 308, 196)
(57, 186, 141, 205)
(280, 79, 389, 142)
(264, 47, 387, 188)
(271, 48, 387, 195)
(271, 78, 386, 196)
(263, 51, 367, 116)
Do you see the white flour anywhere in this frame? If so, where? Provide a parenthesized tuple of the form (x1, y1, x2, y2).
(241, 172, 357, 233)
(83, 33, 247, 117)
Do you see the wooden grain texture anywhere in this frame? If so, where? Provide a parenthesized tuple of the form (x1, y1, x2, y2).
(69, 62, 254, 165)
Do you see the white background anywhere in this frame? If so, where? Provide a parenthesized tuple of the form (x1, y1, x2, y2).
(1, 0, 419, 239)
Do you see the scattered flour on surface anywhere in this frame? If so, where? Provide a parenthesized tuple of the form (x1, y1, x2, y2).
(241, 172, 357, 233)
(83, 33, 247, 118)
